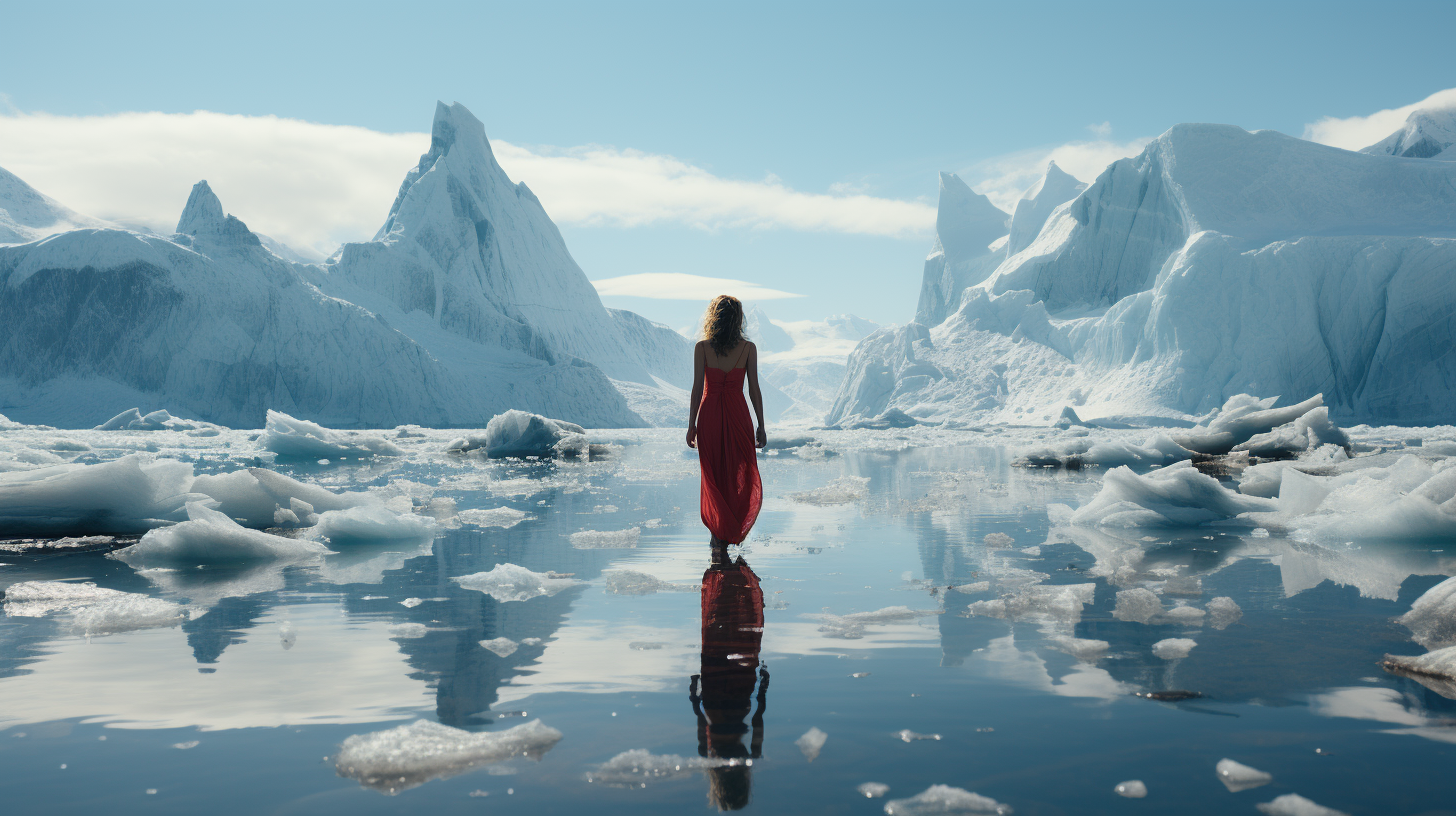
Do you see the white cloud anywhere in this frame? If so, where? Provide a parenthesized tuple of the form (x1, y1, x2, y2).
(1303, 87, 1456, 151)
(591, 272, 803, 301)
(0, 109, 935, 257)
(1087, 121, 1112, 138)
(965, 137, 1151, 211)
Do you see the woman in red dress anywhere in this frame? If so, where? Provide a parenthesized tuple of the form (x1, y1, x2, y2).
(686, 295, 765, 545)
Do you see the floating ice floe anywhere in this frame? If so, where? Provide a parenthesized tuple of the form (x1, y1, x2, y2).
(964, 584, 1095, 628)
(1208, 596, 1243, 629)
(1050, 636, 1110, 662)
(333, 719, 561, 794)
(1072, 461, 1276, 527)
(94, 408, 225, 433)
(569, 528, 641, 549)
(603, 570, 698, 595)
(452, 563, 584, 603)
(804, 605, 939, 639)
(190, 467, 374, 529)
(1015, 435, 1193, 469)
(111, 502, 333, 567)
(983, 532, 1015, 547)
(257, 410, 402, 459)
(859, 782, 891, 798)
(796, 727, 827, 761)
(312, 505, 437, 542)
(1255, 793, 1348, 816)
(1399, 577, 1456, 648)
(585, 749, 734, 787)
(895, 730, 942, 742)
(952, 581, 991, 594)
(1112, 588, 1163, 623)
(1382, 645, 1456, 699)
(2, 580, 186, 636)
(1177, 395, 1344, 456)
(389, 623, 428, 639)
(1215, 758, 1273, 792)
(791, 475, 870, 506)
(883, 784, 1012, 815)
(278, 621, 297, 650)
(479, 637, 518, 657)
(1113, 780, 1147, 798)
(446, 410, 589, 458)
(0, 454, 203, 535)
(455, 507, 534, 529)
(1152, 638, 1197, 660)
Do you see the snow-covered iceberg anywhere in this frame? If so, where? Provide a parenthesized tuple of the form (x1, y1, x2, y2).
(830, 125, 1456, 427)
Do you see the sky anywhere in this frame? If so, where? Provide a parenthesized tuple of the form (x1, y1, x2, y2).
(2, 0, 1454, 329)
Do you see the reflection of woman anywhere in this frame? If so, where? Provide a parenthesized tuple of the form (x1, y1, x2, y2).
(690, 546, 768, 811)
(686, 295, 765, 545)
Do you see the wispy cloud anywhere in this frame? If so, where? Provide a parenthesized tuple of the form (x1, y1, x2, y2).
(0, 109, 935, 256)
(1303, 87, 1456, 151)
(591, 272, 803, 301)
(964, 136, 1151, 211)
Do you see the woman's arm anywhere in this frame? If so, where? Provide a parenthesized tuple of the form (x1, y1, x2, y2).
(686, 341, 705, 448)
(746, 342, 767, 448)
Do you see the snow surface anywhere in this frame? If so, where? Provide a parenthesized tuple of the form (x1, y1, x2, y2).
(831, 125, 1456, 427)
(333, 719, 561, 794)
(0, 165, 112, 245)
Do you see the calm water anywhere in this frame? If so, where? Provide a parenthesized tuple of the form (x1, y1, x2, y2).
(1, 434, 1453, 815)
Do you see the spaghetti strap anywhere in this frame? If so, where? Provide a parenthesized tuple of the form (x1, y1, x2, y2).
(733, 341, 750, 370)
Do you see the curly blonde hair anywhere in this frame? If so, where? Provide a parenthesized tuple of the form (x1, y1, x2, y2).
(700, 295, 748, 358)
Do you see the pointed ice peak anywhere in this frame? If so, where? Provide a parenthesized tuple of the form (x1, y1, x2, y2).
(934, 172, 1009, 262)
(1362, 106, 1456, 160)
(176, 181, 225, 235)
(1008, 163, 1088, 255)
(426, 101, 496, 166)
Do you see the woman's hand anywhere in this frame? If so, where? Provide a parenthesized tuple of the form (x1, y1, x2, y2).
(686, 424, 698, 449)
(755, 426, 767, 449)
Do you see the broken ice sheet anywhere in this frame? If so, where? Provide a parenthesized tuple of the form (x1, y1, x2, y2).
(569, 528, 641, 549)
(585, 749, 734, 787)
(455, 507, 534, 529)
(334, 719, 561, 795)
(883, 784, 1011, 815)
(1216, 758, 1273, 792)
(452, 563, 583, 603)
(479, 637, 518, 657)
(796, 727, 827, 761)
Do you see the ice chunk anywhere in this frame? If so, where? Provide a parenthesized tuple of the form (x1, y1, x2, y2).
(568, 528, 641, 549)
(389, 623, 428, 639)
(1382, 645, 1456, 699)
(964, 584, 1095, 625)
(173, 741, 199, 750)
(452, 563, 584, 603)
(1164, 605, 1206, 626)
(93, 408, 224, 432)
(1208, 596, 1243, 630)
(479, 637, 519, 657)
(791, 475, 870, 506)
(896, 730, 942, 742)
(804, 606, 938, 639)
(1177, 395, 1328, 455)
(3, 581, 186, 635)
(1072, 462, 1276, 527)
(585, 749, 732, 787)
(796, 727, 827, 761)
(313, 505, 437, 542)
(603, 570, 698, 595)
(279, 621, 297, 649)
(952, 582, 991, 594)
(1152, 638, 1197, 660)
(1398, 576, 1456, 649)
(883, 784, 1011, 815)
(1163, 575, 1202, 596)
(628, 642, 666, 650)
(1114, 780, 1147, 798)
(456, 507, 533, 529)
(446, 411, 588, 459)
(334, 719, 561, 794)
(1216, 758, 1273, 792)
(1050, 636, 1109, 662)
(1113, 588, 1163, 623)
(859, 782, 891, 798)
(3, 580, 130, 610)
(1255, 793, 1348, 816)
(112, 501, 332, 567)
(191, 467, 372, 529)
(983, 533, 1015, 548)
(258, 410, 401, 459)
(0, 454, 204, 536)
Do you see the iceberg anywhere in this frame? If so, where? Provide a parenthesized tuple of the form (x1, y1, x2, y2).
(257, 410, 402, 459)
(1399, 577, 1456, 649)
(0, 454, 203, 535)
(334, 719, 561, 794)
(446, 410, 588, 458)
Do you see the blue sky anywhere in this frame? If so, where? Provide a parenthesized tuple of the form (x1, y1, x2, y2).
(3, 0, 1454, 328)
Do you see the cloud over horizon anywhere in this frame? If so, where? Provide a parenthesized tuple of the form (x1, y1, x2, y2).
(0, 109, 936, 256)
(1303, 87, 1456, 151)
(590, 272, 803, 301)
(963, 135, 1152, 212)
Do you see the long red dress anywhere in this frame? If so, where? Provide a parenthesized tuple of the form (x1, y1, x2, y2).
(697, 351, 762, 544)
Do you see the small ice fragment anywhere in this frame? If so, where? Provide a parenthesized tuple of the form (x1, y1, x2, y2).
(451, 564, 583, 603)
(859, 782, 890, 798)
(883, 784, 1011, 815)
(851, 672, 871, 678)
(604, 570, 696, 595)
(145, 788, 157, 795)
(1398, 576, 1456, 648)
(1114, 780, 1147, 798)
(1152, 638, 1197, 660)
(1255, 793, 1348, 816)
(1019, 546, 1041, 556)
(585, 749, 731, 787)
(480, 637, 518, 657)
(456, 507, 533, 529)
(278, 621, 297, 650)
(983, 533, 1015, 548)
(790, 476, 869, 506)
(895, 730, 942, 742)
(1216, 758, 1273, 792)
(629, 642, 666, 650)
(1050, 636, 1110, 662)
(1164, 605, 1206, 625)
(1251, 528, 1270, 538)
(1208, 596, 1243, 630)
(952, 582, 990, 594)
(401, 598, 424, 608)
(1113, 588, 1163, 623)
(569, 528, 641, 549)
(172, 741, 199, 750)
(796, 727, 827, 761)
(334, 719, 562, 794)
(1163, 575, 1202, 596)
(313, 505, 436, 542)
(389, 623, 428, 639)
(469, 790, 489, 797)
(521, 638, 542, 646)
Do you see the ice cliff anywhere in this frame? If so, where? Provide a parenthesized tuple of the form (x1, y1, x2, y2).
(0, 102, 692, 428)
(830, 124, 1456, 427)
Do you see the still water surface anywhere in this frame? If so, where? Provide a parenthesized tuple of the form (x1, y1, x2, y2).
(1, 435, 1452, 814)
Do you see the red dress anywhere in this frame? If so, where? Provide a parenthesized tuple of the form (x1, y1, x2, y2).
(697, 355, 762, 544)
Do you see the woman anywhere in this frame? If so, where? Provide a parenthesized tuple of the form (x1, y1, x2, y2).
(686, 295, 765, 545)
